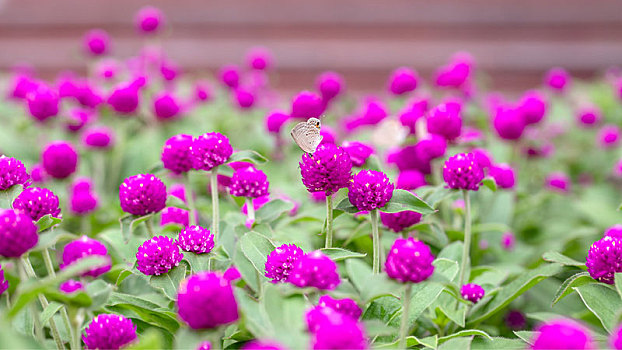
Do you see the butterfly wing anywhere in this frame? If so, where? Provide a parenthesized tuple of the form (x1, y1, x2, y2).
(291, 121, 321, 153)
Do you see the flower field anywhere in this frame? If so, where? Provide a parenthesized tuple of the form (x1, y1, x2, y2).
(2, 5, 622, 350)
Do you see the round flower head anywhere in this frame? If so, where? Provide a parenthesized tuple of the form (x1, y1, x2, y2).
(107, 83, 139, 115)
(289, 250, 340, 290)
(0, 264, 9, 296)
(348, 170, 394, 211)
(518, 90, 547, 125)
(435, 52, 473, 88)
(224, 266, 241, 282)
(493, 106, 525, 140)
(598, 125, 620, 148)
(70, 189, 98, 215)
(197, 342, 211, 350)
(490, 164, 516, 189)
(396, 170, 426, 190)
(605, 225, 622, 239)
(0, 209, 37, 258)
(230, 166, 269, 198)
(611, 324, 622, 350)
(391, 145, 432, 175)
(443, 153, 485, 191)
(342, 141, 374, 167)
(246, 47, 272, 71)
(265, 244, 305, 283)
(531, 318, 593, 350)
(61, 236, 111, 277)
(290, 91, 324, 119)
(13, 187, 61, 221)
(83, 127, 114, 149)
(318, 295, 362, 320)
(316, 71, 344, 101)
(242, 340, 286, 350)
(0, 156, 29, 191)
(426, 102, 462, 141)
(577, 106, 601, 127)
(501, 231, 516, 251)
(177, 271, 239, 329)
(83, 29, 109, 56)
(30, 163, 48, 184)
(586, 236, 622, 284)
(136, 236, 183, 276)
(385, 237, 435, 283)
(471, 148, 493, 170)
(153, 92, 181, 121)
(505, 310, 527, 330)
(160, 207, 189, 227)
(388, 67, 418, 95)
(27, 83, 59, 122)
(82, 314, 137, 350)
(219, 65, 240, 89)
(135, 6, 164, 34)
(161, 134, 195, 174)
(192, 132, 233, 171)
(65, 108, 91, 133)
(380, 211, 422, 233)
(414, 135, 447, 162)
(234, 87, 255, 109)
(265, 110, 289, 134)
(176, 225, 214, 254)
(300, 144, 352, 195)
(311, 312, 368, 350)
(10, 74, 38, 100)
(545, 67, 570, 92)
(41, 141, 78, 179)
(461, 283, 485, 303)
(194, 81, 212, 102)
(545, 172, 571, 193)
(59, 280, 84, 294)
(119, 174, 167, 215)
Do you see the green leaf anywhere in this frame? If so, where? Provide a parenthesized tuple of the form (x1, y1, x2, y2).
(376, 335, 438, 349)
(86, 279, 113, 310)
(438, 329, 492, 344)
(542, 251, 586, 269)
(239, 231, 276, 275)
(552, 272, 594, 305)
(233, 244, 260, 292)
(35, 214, 62, 233)
(471, 336, 527, 350)
(228, 150, 268, 164)
(126, 328, 164, 350)
(438, 336, 472, 350)
(256, 199, 294, 224)
(346, 259, 401, 303)
(319, 248, 366, 261)
(363, 155, 383, 172)
(165, 195, 189, 210)
(149, 264, 187, 300)
(260, 284, 309, 349)
(0, 184, 23, 209)
(106, 293, 180, 334)
(513, 331, 535, 345)
(183, 252, 211, 274)
(45, 289, 92, 307)
(34, 229, 78, 251)
(335, 197, 360, 214)
(40, 302, 63, 327)
(481, 178, 497, 192)
(616, 273, 622, 299)
(119, 214, 154, 242)
(574, 283, 622, 332)
(380, 189, 436, 215)
(146, 163, 165, 175)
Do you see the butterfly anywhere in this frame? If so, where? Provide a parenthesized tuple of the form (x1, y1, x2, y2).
(291, 117, 323, 154)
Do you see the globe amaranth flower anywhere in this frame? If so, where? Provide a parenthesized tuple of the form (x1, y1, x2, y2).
(153, 92, 182, 121)
(42, 141, 78, 179)
(385, 237, 435, 283)
(530, 318, 593, 350)
(241, 340, 287, 350)
(348, 170, 394, 211)
(265, 243, 304, 283)
(246, 47, 272, 71)
(194, 81, 212, 102)
(300, 144, 352, 195)
(60, 280, 84, 294)
(13, 186, 61, 221)
(197, 342, 211, 350)
(69, 178, 98, 215)
(577, 106, 601, 127)
(471, 148, 493, 170)
(545, 172, 570, 193)
(460, 283, 485, 303)
(435, 52, 473, 88)
(192, 132, 233, 171)
(426, 102, 462, 141)
(160, 207, 189, 227)
(234, 87, 255, 109)
(10, 74, 38, 100)
(29, 163, 48, 184)
(388, 67, 418, 95)
(82, 314, 137, 350)
(230, 166, 269, 198)
(443, 153, 485, 191)
(598, 125, 620, 149)
(0, 209, 38, 257)
(83, 29, 109, 56)
(136, 236, 183, 276)
(241, 194, 270, 215)
(505, 310, 527, 330)
(544, 67, 570, 92)
(289, 250, 340, 290)
(610, 323, 622, 350)
(0, 264, 8, 296)
(61, 236, 111, 277)
(161, 134, 194, 174)
(177, 271, 239, 329)
(265, 110, 290, 134)
(518, 90, 547, 125)
(290, 91, 324, 119)
(83, 127, 114, 149)
(586, 236, 622, 284)
(490, 164, 516, 189)
(135, 6, 164, 34)
(119, 174, 167, 215)
(380, 211, 421, 233)
(493, 106, 525, 140)
(605, 225, 622, 239)
(501, 232, 516, 251)
(414, 135, 447, 162)
(316, 71, 344, 101)
(65, 108, 92, 133)
(107, 83, 140, 115)
(396, 170, 426, 190)
(317, 295, 362, 320)
(0, 156, 29, 191)
(176, 225, 214, 254)
(219, 65, 240, 89)
(224, 266, 241, 282)
(310, 309, 368, 350)
(26, 84, 59, 122)
(341, 141, 374, 167)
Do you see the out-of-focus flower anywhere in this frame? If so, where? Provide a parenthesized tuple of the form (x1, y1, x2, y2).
(530, 318, 593, 350)
(177, 272, 239, 329)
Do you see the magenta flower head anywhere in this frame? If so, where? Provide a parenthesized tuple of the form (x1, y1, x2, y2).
(388, 67, 418, 95)
(426, 102, 462, 141)
(380, 211, 421, 233)
(192, 132, 233, 171)
(83, 29, 109, 56)
(13, 187, 61, 221)
(396, 170, 426, 190)
(60, 280, 84, 294)
(605, 225, 622, 239)
(300, 144, 352, 195)
(219, 65, 240, 89)
(501, 231, 516, 251)
(176, 225, 214, 254)
(136, 236, 183, 276)
(230, 166, 269, 198)
(61, 236, 111, 277)
(0, 156, 29, 191)
(530, 318, 593, 350)
(135, 6, 164, 34)
(83, 127, 115, 150)
(289, 250, 340, 290)
(70, 188, 98, 215)
(598, 125, 620, 149)
(194, 81, 212, 103)
(0, 265, 8, 296)
(610, 324, 622, 350)
(545, 172, 571, 193)
(544, 67, 571, 92)
(316, 71, 344, 101)
(310, 311, 368, 350)
(435, 52, 474, 88)
(461, 283, 485, 303)
(586, 236, 622, 284)
(41, 141, 78, 179)
(71, 176, 92, 194)
(317, 295, 362, 320)
(415, 135, 447, 163)
(65, 108, 92, 133)
(265, 110, 290, 134)
(246, 47, 272, 71)
(443, 153, 484, 191)
(505, 310, 527, 330)
(107, 83, 139, 115)
(153, 92, 182, 121)
(471, 148, 493, 170)
(241, 340, 286, 350)
(119, 174, 167, 215)
(30, 163, 48, 184)
(234, 87, 255, 109)
(518, 90, 547, 125)
(490, 164, 516, 189)
(577, 106, 601, 127)
(10, 74, 38, 100)
(399, 96, 428, 134)
(177, 271, 239, 329)
(160, 207, 189, 227)
(161, 134, 195, 174)
(493, 106, 525, 140)
(348, 170, 394, 211)
(0, 209, 38, 257)
(290, 91, 324, 119)
(265, 243, 304, 283)
(26, 84, 59, 122)
(82, 314, 137, 350)
(385, 237, 435, 283)
(342, 141, 374, 167)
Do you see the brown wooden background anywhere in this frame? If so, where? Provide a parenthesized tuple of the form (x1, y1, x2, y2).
(0, 0, 621, 92)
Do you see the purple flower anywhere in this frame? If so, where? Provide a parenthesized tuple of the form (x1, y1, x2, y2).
(246, 47, 272, 71)
(119, 174, 167, 216)
(0, 264, 9, 296)
(161, 134, 194, 174)
(65, 108, 92, 133)
(317, 295, 362, 320)
(70, 188, 98, 215)
(545, 67, 571, 92)
(289, 250, 340, 290)
(29, 163, 48, 184)
(310, 310, 368, 350)
(342, 141, 374, 167)
(505, 310, 527, 330)
(300, 144, 352, 195)
(136, 6, 164, 34)
(605, 225, 622, 239)
(59, 280, 84, 294)
(13, 187, 61, 221)
(194, 81, 212, 102)
(177, 272, 239, 329)
(265, 110, 290, 134)
(435, 52, 473, 88)
(192, 132, 233, 171)
(388, 67, 418, 95)
(426, 102, 462, 141)
(265, 244, 304, 283)
(577, 106, 601, 127)
(493, 106, 525, 140)
(61, 236, 111, 277)
(136, 236, 183, 276)
(10, 74, 38, 100)
(531, 319, 593, 350)
(414, 135, 447, 162)
(490, 164, 516, 189)
(501, 232, 516, 251)
(348, 170, 394, 211)
(385, 237, 435, 283)
(83, 127, 114, 149)
(219, 65, 240, 89)
(241, 195, 270, 215)
(380, 211, 421, 233)
(230, 166, 269, 198)
(83, 29, 109, 56)
(42, 141, 78, 179)
(27, 84, 59, 122)
(545, 172, 571, 193)
(0, 156, 29, 191)
(598, 125, 620, 148)
(224, 266, 241, 282)
(107, 83, 140, 115)
(290, 91, 324, 119)
(176, 225, 214, 254)
(0, 209, 38, 258)
(443, 153, 485, 191)
(396, 170, 426, 190)
(399, 97, 428, 134)
(518, 90, 547, 125)
(241, 340, 286, 350)
(82, 314, 137, 350)
(153, 92, 182, 121)
(197, 342, 211, 350)
(471, 148, 493, 170)
(586, 236, 622, 284)
(460, 283, 485, 303)
(316, 71, 344, 101)
(160, 207, 189, 227)
(234, 87, 255, 109)
(610, 323, 622, 350)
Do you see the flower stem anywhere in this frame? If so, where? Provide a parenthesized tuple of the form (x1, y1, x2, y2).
(144, 218, 155, 237)
(185, 173, 197, 226)
(210, 168, 220, 242)
(371, 209, 380, 274)
(458, 190, 472, 287)
(246, 197, 255, 225)
(398, 284, 413, 349)
(325, 194, 334, 248)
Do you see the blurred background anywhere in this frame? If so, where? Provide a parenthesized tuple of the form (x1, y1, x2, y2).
(1, 0, 621, 94)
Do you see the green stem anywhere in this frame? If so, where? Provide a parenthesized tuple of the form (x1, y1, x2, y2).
(325, 194, 334, 248)
(398, 284, 413, 349)
(245, 197, 255, 226)
(458, 190, 472, 287)
(371, 209, 380, 274)
(145, 218, 155, 237)
(210, 168, 220, 242)
(185, 173, 197, 226)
